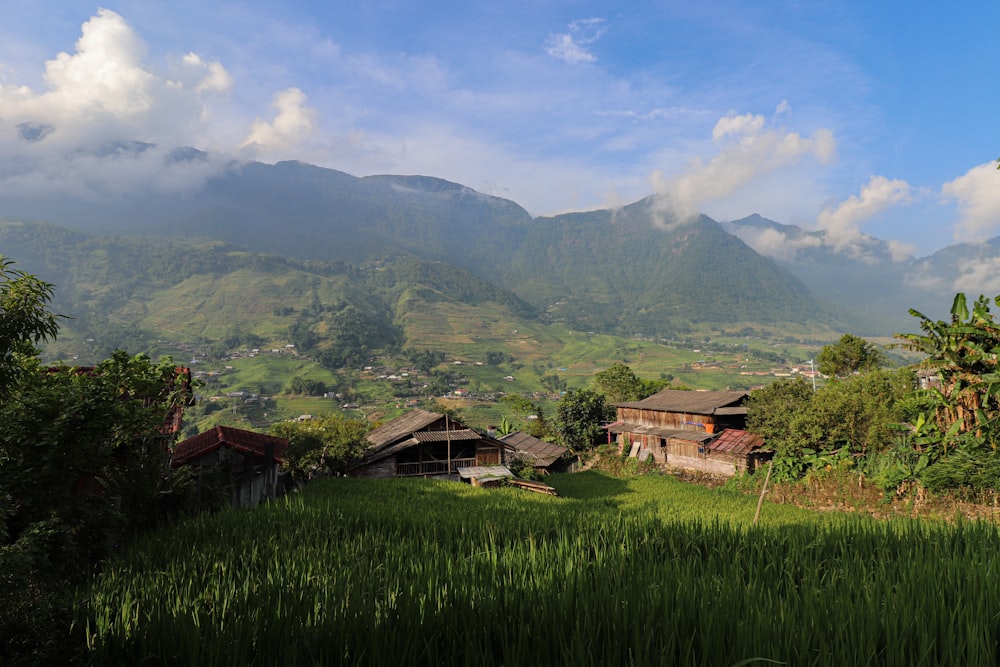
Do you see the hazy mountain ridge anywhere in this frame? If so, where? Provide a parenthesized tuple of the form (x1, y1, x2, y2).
(721, 214, 1000, 333)
(3, 156, 987, 338)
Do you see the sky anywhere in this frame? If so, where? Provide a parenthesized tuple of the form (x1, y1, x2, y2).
(0, 1, 998, 259)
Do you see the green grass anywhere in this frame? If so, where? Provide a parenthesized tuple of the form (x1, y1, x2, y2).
(76, 473, 1000, 666)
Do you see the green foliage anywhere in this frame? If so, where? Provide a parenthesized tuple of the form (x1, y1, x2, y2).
(747, 370, 914, 480)
(555, 389, 613, 450)
(593, 362, 645, 402)
(288, 376, 327, 396)
(271, 415, 369, 483)
(485, 350, 514, 366)
(0, 256, 61, 397)
(896, 293, 1000, 458)
(404, 348, 445, 373)
(816, 333, 885, 378)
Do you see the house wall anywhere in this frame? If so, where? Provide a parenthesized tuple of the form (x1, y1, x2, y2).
(351, 455, 398, 478)
(475, 444, 502, 466)
(617, 407, 716, 432)
(665, 452, 741, 476)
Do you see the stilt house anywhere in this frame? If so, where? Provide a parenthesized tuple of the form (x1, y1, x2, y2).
(608, 389, 770, 476)
(350, 409, 511, 478)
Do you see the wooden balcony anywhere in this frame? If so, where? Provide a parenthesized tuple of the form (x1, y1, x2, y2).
(396, 457, 477, 477)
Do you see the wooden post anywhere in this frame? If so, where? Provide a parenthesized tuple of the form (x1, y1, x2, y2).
(752, 459, 774, 526)
(446, 413, 452, 476)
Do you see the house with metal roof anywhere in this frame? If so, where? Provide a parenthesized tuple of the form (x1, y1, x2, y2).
(608, 389, 769, 476)
(499, 431, 576, 474)
(349, 408, 512, 478)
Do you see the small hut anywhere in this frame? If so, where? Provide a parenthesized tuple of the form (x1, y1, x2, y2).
(172, 426, 288, 508)
(500, 431, 576, 474)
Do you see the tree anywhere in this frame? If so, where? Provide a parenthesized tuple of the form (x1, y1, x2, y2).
(0, 256, 61, 398)
(555, 389, 613, 450)
(746, 377, 815, 455)
(271, 414, 369, 483)
(816, 333, 885, 378)
(895, 293, 1000, 454)
(594, 363, 645, 402)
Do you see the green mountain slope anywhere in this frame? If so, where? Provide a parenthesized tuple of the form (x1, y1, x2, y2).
(0, 221, 540, 364)
(3, 160, 853, 336)
(504, 199, 847, 334)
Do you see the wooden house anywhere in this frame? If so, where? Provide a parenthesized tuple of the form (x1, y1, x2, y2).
(171, 425, 289, 508)
(350, 409, 512, 478)
(499, 431, 576, 474)
(609, 389, 767, 476)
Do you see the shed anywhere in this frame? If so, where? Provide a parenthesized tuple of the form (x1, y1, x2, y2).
(707, 429, 772, 474)
(456, 465, 514, 487)
(172, 426, 289, 508)
(500, 431, 576, 474)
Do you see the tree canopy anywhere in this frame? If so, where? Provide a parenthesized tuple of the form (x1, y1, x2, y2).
(816, 333, 885, 378)
(555, 389, 613, 450)
(0, 256, 61, 397)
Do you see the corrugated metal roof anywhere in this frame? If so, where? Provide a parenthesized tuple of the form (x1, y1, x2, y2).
(500, 431, 568, 467)
(366, 409, 443, 449)
(615, 389, 749, 415)
(708, 429, 766, 455)
(456, 465, 513, 480)
(172, 426, 288, 468)
(412, 429, 482, 443)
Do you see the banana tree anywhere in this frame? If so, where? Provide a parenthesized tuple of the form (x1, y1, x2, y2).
(896, 293, 1000, 454)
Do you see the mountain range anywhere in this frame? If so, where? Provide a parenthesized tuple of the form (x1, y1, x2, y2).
(2, 156, 995, 345)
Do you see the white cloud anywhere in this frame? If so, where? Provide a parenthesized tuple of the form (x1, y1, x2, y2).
(0, 9, 286, 198)
(182, 53, 233, 94)
(816, 175, 913, 255)
(648, 108, 836, 223)
(729, 226, 823, 262)
(240, 88, 317, 159)
(943, 162, 1000, 243)
(953, 256, 1000, 295)
(545, 18, 606, 64)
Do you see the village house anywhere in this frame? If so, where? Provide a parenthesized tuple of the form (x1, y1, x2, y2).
(349, 408, 513, 478)
(608, 389, 770, 476)
(171, 425, 289, 508)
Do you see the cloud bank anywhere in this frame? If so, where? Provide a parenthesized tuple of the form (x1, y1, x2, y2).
(943, 162, 1000, 243)
(0, 9, 316, 197)
(648, 108, 836, 224)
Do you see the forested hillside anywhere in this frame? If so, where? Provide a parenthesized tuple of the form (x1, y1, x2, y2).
(2, 160, 855, 337)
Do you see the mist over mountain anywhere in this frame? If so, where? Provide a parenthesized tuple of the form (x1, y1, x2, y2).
(722, 214, 1000, 334)
(3, 155, 987, 338)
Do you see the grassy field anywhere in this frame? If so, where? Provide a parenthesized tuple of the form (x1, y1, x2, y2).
(76, 472, 1000, 665)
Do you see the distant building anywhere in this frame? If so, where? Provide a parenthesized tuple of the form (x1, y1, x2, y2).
(607, 389, 770, 476)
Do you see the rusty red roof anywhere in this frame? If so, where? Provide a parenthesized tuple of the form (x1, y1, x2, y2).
(172, 425, 289, 468)
(708, 429, 766, 456)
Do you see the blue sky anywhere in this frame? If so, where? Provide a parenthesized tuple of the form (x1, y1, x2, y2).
(0, 1, 997, 258)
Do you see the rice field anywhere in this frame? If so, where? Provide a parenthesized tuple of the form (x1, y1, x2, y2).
(77, 472, 1000, 665)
